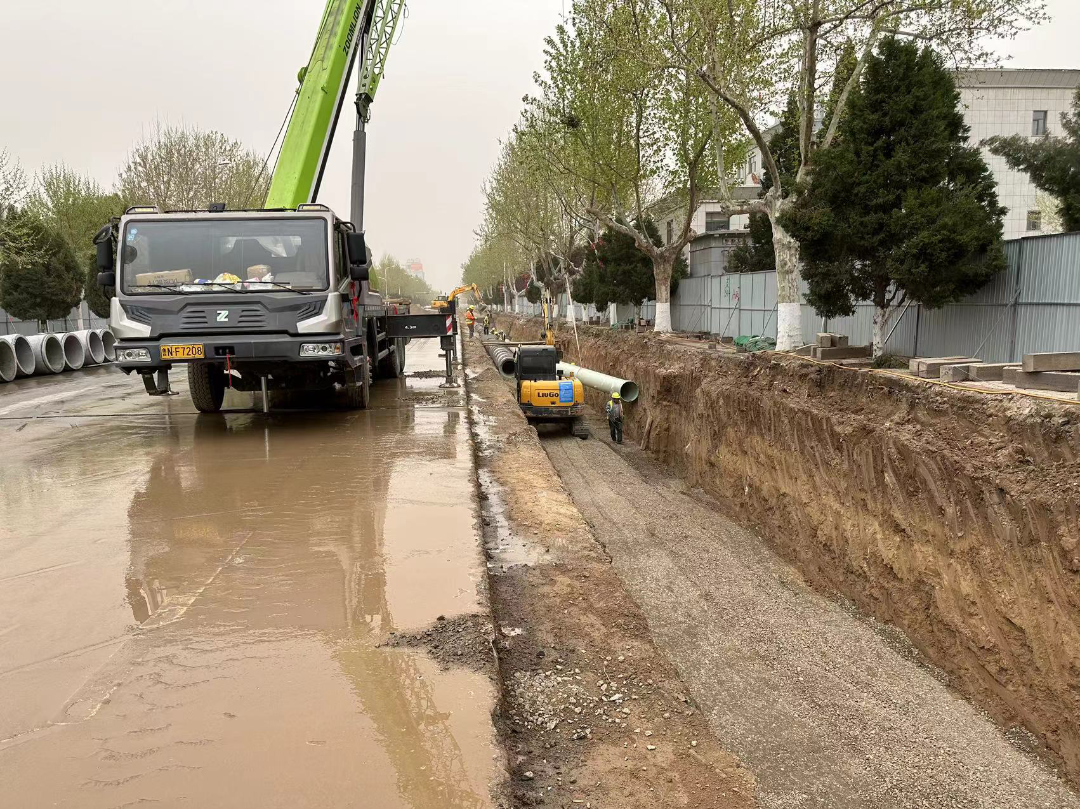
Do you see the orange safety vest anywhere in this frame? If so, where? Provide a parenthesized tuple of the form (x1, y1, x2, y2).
(465, 310, 476, 323)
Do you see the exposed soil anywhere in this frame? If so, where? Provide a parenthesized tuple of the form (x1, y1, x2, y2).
(496, 315, 1080, 789)
(462, 334, 758, 808)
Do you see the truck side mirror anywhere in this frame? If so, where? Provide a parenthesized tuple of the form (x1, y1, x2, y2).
(346, 232, 369, 282)
(94, 225, 115, 272)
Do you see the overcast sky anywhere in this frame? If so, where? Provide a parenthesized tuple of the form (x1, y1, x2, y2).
(0, 0, 1075, 292)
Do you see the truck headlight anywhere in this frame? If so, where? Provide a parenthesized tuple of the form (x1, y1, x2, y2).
(300, 342, 343, 357)
(117, 348, 151, 362)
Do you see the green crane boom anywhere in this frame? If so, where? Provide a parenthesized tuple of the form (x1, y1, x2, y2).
(265, 0, 406, 212)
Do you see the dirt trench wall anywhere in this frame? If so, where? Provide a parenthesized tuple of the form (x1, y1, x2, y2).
(495, 315, 1080, 785)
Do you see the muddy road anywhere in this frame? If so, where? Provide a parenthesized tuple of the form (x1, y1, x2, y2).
(0, 340, 501, 808)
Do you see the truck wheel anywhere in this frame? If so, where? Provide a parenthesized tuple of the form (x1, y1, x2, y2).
(188, 363, 225, 413)
(378, 337, 405, 378)
(344, 364, 370, 409)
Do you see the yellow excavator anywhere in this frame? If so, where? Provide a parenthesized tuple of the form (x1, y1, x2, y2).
(432, 283, 485, 312)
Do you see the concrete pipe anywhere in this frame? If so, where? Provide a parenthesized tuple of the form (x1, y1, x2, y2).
(96, 328, 117, 362)
(0, 334, 35, 377)
(59, 332, 86, 371)
(557, 361, 639, 402)
(70, 329, 105, 365)
(26, 333, 65, 374)
(0, 338, 17, 382)
(483, 341, 517, 378)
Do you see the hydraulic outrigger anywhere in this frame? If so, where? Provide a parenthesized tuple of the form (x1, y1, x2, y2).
(97, 0, 457, 411)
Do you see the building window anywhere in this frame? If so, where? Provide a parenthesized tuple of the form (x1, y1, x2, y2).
(666, 220, 673, 244)
(705, 212, 730, 233)
(1032, 110, 1048, 136)
(1027, 210, 1042, 231)
(747, 154, 757, 176)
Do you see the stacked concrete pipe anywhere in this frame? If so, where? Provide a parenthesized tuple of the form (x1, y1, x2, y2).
(69, 329, 105, 365)
(59, 332, 86, 371)
(95, 328, 116, 361)
(0, 337, 19, 382)
(26, 333, 65, 374)
(482, 339, 517, 378)
(0, 334, 35, 378)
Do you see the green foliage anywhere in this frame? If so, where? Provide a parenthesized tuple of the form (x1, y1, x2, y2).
(783, 37, 1005, 320)
(574, 219, 686, 307)
(0, 149, 28, 212)
(986, 88, 1080, 232)
(118, 122, 269, 210)
(872, 353, 909, 369)
(28, 164, 127, 318)
(0, 209, 83, 324)
(727, 212, 775, 274)
(760, 93, 801, 197)
(525, 281, 542, 304)
(369, 253, 438, 301)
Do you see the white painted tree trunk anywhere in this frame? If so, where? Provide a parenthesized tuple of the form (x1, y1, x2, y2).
(872, 306, 890, 358)
(771, 214, 802, 350)
(652, 256, 674, 333)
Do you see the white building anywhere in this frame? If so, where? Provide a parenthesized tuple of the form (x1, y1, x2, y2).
(662, 68, 1080, 263)
(958, 69, 1080, 239)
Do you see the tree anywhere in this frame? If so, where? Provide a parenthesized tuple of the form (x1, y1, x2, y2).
(656, 0, 1045, 349)
(575, 219, 687, 309)
(0, 149, 28, 212)
(0, 210, 84, 328)
(29, 165, 128, 318)
(529, 1, 739, 332)
(783, 37, 1006, 356)
(985, 87, 1080, 232)
(369, 253, 438, 301)
(118, 122, 270, 210)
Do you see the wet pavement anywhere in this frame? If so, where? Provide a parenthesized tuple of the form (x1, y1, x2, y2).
(0, 339, 499, 807)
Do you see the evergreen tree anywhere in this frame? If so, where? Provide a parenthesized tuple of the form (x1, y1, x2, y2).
(783, 37, 1006, 355)
(0, 210, 84, 328)
(575, 219, 686, 309)
(986, 88, 1080, 232)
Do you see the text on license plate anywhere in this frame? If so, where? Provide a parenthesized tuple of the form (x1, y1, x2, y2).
(160, 344, 204, 360)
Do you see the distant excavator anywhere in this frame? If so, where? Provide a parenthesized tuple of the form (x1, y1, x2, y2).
(431, 284, 486, 313)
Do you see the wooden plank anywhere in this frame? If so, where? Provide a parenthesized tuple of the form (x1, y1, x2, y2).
(1022, 352, 1080, 372)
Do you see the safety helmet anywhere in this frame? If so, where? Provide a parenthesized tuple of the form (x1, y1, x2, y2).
(468, 305, 475, 309)
(611, 392, 620, 399)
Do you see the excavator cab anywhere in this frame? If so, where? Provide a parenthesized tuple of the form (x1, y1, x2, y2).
(516, 345, 588, 439)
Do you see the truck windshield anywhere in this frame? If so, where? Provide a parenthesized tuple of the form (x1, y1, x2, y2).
(121, 218, 329, 294)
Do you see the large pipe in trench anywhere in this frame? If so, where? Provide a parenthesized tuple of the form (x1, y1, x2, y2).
(0, 334, 35, 377)
(557, 361, 639, 402)
(26, 333, 65, 374)
(69, 329, 105, 365)
(482, 340, 516, 378)
(59, 332, 86, 371)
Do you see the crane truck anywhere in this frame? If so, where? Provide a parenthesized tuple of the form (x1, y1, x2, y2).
(93, 0, 452, 413)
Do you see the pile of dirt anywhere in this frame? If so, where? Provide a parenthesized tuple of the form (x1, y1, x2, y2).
(463, 335, 758, 808)
(495, 315, 1080, 787)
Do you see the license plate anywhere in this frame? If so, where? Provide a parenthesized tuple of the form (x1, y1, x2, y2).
(160, 344, 204, 360)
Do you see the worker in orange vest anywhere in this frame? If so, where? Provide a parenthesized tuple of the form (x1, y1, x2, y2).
(465, 305, 476, 338)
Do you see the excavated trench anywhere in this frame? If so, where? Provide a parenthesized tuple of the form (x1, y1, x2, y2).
(495, 315, 1080, 787)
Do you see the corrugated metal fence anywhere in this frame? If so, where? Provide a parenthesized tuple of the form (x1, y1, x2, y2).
(496, 232, 1080, 362)
(0, 301, 107, 336)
